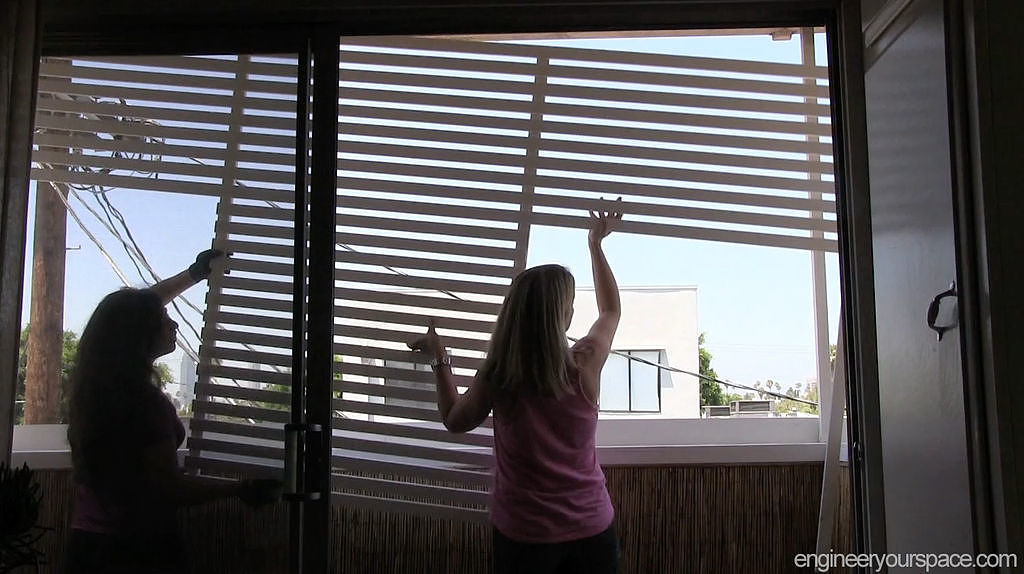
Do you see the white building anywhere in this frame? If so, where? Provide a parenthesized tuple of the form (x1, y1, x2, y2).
(568, 286, 700, 419)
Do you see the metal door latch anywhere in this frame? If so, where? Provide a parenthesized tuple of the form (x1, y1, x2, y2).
(926, 281, 958, 341)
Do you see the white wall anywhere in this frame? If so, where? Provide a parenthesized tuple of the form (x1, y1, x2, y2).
(568, 287, 700, 419)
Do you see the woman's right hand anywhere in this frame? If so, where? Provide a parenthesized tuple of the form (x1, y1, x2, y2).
(588, 198, 623, 245)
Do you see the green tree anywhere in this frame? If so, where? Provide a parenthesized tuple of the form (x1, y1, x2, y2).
(16, 326, 175, 424)
(15, 325, 78, 425)
(153, 362, 174, 390)
(698, 333, 725, 407)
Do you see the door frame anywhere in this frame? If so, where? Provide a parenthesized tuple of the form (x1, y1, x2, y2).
(2, 1, 885, 571)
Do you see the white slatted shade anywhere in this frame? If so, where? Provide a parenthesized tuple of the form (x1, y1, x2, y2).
(32, 55, 300, 477)
(31, 33, 837, 522)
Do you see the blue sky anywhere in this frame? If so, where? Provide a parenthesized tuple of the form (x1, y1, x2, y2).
(21, 30, 840, 393)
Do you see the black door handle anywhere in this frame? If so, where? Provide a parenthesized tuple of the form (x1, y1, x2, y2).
(926, 281, 957, 341)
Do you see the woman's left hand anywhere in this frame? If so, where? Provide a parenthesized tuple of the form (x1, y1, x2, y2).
(188, 248, 225, 281)
(408, 319, 444, 359)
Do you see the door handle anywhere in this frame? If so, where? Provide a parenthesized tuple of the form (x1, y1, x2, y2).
(926, 281, 957, 341)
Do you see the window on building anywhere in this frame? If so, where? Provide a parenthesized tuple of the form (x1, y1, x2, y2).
(599, 350, 665, 413)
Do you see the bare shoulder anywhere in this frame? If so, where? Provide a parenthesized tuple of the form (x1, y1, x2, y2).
(571, 337, 602, 403)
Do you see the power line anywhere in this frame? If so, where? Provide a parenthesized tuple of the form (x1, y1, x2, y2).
(567, 336, 819, 408)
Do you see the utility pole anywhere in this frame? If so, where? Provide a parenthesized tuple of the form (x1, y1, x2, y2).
(24, 84, 69, 425)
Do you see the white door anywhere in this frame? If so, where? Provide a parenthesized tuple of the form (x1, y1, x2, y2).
(864, 0, 975, 568)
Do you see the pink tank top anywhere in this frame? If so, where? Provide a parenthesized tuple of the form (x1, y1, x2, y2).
(490, 372, 614, 543)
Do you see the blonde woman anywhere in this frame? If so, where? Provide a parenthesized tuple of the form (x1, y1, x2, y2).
(410, 202, 623, 574)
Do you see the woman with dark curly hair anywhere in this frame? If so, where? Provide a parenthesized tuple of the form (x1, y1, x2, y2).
(65, 250, 280, 574)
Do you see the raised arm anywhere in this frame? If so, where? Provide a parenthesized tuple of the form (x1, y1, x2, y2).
(150, 249, 223, 304)
(575, 201, 623, 401)
(409, 321, 494, 433)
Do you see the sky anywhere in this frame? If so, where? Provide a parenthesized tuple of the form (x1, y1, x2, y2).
(19, 30, 840, 397)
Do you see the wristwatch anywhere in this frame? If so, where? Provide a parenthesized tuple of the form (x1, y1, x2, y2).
(429, 354, 452, 370)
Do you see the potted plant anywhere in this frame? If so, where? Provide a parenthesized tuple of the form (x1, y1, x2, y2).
(0, 461, 49, 573)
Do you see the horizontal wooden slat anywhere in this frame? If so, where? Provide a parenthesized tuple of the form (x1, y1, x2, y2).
(192, 400, 290, 424)
(219, 275, 294, 297)
(339, 85, 533, 115)
(546, 83, 827, 118)
(209, 346, 292, 369)
(334, 417, 492, 448)
(65, 55, 297, 77)
(335, 304, 495, 335)
(339, 139, 524, 169)
(334, 343, 486, 372)
(184, 456, 283, 477)
(189, 418, 285, 442)
(540, 137, 834, 177)
(335, 231, 515, 261)
(33, 131, 229, 162)
(336, 377, 435, 402)
(338, 195, 519, 227)
(31, 168, 226, 197)
(37, 77, 232, 108)
(334, 399, 442, 425)
(225, 221, 294, 241)
(218, 292, 293, 313)
(334, 287, 501, 317)
(215, 309, 292, 332)
(211, 328, 291, 351)
(333, 436, 491, 467)
(188, 437, 284, 461)
(334, 475, 489, 507)
(536, 174, 835, 213)
(548, 62, 830, 99)
(42, 60, 294, 95)
(340, 45, 536, 76)
(336, 269, 509, 298)
(203, 365, 290, 387)
(531, 212, 838, 252)
(339, 121, 527, 151)
(33, 149, 224, 180)
(338, 158, 524, 189)
(195, 380, 292, 403)
(339, 103, 529, 132)
(543, 102, 832, 137)
(336, 213, 517, 243)
(336, 324, 490, 354)
(339, 176, 522, 208)
(336, 250, 513, 280)
(533, 194, 837, 234)
(227, 257, 294, 279)
(542, 119, 833, 156)
(536, 155, 835, 195)
(341, 68, 534, 99)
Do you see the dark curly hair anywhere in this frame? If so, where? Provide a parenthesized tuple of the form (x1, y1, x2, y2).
(67, 288, 167, 501)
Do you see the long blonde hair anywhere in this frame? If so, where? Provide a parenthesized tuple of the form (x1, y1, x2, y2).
(478, 264, 576, 399)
